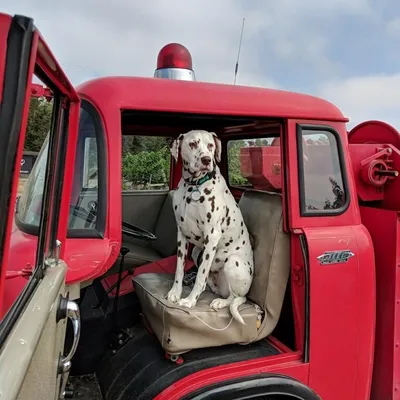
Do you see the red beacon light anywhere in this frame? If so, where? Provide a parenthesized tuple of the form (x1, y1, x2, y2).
(154, 43, 196, 81)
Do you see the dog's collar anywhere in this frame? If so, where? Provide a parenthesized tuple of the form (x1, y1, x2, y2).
(185, 169, 215, 186)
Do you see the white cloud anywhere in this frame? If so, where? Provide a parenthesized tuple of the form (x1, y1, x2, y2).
(3, 0, 398, 132)
(387, 17, 400, 36)
(318, 73, 400, 129)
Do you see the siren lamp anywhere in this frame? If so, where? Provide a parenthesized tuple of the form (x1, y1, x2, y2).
(154, 43, 196, 81)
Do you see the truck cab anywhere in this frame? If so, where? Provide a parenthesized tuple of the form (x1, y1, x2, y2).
(1, 11, 399, 400)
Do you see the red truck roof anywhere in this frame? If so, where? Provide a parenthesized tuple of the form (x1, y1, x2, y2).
(77, 76, 348, 123)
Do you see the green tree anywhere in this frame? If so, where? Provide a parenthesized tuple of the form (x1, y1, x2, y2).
(227, 140, 248, 185)
(122, 146, 170, 188)
(24, 97, 53, 151)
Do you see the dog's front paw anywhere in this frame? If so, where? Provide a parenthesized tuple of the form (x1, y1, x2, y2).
(166, 285, 182, 303)
(177, 296, 196, 308)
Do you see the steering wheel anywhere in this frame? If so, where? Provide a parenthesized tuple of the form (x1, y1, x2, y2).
(122, 221, 157, 241)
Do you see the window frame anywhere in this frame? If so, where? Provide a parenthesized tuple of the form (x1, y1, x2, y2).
(296, 124, 350, 217)
(67, 99, 107, 239)
(0, 34, 71, 345)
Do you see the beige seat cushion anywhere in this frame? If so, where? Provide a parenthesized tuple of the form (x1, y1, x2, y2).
(134, 273, 260, 355)
(133, 190, 290, 354)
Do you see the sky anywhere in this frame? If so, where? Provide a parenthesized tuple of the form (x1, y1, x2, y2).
(3, 0, 400, 130)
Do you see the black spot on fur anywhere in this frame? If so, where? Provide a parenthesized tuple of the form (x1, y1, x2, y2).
(241, 230, 244, 235)
(226, 207, 229, 217)
(188, 187, 193, 192)
(178, 250, 183, 258)
(200, 196, 205, 203)
(177, 240, 181, 247)
(202, 268, 206, 274)
(227, 217, 231, 226)
(186, 197, 191, 204)
(204, 188, 212, 195)
(207, 212, 211, 222)
(216, 258, 221, 263)
(225, 190, 228, 194)
(181, 216, 184, 222)
(208, 196, 216, 212)
(183, 196, 186, 200)
(194, 235, 201, 241)
(174, 205, 178, 210)
(175, 280, 178, 283)
(249, 268, 253, 276)
(204, 236, 209, 245)
(205, 253, 210, 260)
(225, 258, 228, 262)
(241, 221, 243, 227)
(212, 180, 216, 185)
(217, 207, 219, 211)
(212, 246, 216, 250)
(236, 261, 239, 267)
(236, 247, 240, 250)
(225, 242, 230, 247)
(243, 240, 245, 245)
(211, 228, 214, 234)
(221, 218, 225, 224)
(185, 243, 188, 249)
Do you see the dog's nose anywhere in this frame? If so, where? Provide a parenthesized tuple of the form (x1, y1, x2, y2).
(201, 156, 211, 166)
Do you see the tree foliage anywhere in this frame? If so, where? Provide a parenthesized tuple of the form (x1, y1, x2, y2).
(25, 97, 53, 152)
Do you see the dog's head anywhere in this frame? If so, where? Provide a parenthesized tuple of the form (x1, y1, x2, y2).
(170, 130, 221, 176)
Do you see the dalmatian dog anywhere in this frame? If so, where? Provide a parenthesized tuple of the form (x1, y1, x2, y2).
(166, 129, 254, 325)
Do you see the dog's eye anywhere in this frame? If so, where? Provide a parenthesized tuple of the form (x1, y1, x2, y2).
(207, 143, 214, 150)
(189, 142, 198, 150)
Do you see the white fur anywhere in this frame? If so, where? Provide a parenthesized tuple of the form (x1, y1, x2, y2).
(166, 130, 254, 325)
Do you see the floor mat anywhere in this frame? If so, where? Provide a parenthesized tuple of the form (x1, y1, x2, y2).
(68, 374, 103, 400)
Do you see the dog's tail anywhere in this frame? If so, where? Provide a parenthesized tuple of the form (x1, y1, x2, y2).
(230, 296, 247, 325)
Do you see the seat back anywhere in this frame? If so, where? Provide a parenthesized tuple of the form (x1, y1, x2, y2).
(239, 190, 290, 339)
(151, 190, 178, 257)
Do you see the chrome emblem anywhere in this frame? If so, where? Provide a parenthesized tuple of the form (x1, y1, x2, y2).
(317, 250, 355, 265)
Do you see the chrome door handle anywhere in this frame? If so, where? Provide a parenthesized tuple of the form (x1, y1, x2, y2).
(57, 294, 81, 399)
(56, 294, 81, 374)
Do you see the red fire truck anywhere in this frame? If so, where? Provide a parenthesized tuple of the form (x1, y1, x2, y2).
(0, 11, 399, 400)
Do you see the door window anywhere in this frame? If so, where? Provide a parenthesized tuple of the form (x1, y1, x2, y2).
(16, 100, 106, 237)
(297, 126, 348, 215)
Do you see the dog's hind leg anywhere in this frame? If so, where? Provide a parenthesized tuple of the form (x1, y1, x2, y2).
(209, 255, 251, 324)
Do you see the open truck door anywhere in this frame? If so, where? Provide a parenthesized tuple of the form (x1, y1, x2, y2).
(0, 13, 80, 399)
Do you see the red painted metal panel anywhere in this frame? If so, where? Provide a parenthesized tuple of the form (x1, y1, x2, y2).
(361, 207, 400, 400)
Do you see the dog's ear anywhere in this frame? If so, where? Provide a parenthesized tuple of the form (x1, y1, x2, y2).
(170, 133, 184, 163)
(211, 132, 221, 162)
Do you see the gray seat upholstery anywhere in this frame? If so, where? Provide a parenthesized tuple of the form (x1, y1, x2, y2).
(133, 190, 290, 355)
(115, 191, 177, 272)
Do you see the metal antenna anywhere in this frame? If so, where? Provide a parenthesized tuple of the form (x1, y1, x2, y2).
(234, 18, 245, 85)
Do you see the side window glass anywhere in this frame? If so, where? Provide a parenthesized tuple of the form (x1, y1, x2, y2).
(298, 128, 347, 214)
(122, 136, 170, 191)
(82, 137, 98, 189)
(68, 101, 104, 235)
(16, 94, 53, 228)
